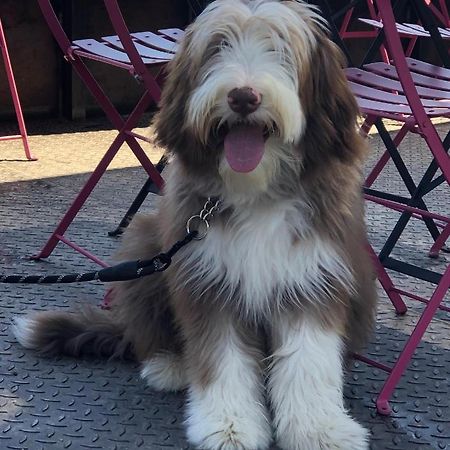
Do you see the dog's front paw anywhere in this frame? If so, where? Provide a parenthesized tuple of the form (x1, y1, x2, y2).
(186, 409, 271, 450)
(276, 411, 369, 450)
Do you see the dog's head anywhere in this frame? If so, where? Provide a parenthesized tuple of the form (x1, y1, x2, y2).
(155, 0, 362, 199)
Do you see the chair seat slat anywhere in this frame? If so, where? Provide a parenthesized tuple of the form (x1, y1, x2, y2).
(398, 23, 431, 36)
(102, 35, 175, 60)
(349, 81, 407, 104)
(406, 57, 450, 80)
(346, 68, 450, 99)
(132, 31, 179, 52)
(346, 68, 402, 91)
(359, 17, 450, 38)
(404, 22, 450, 38)
(356, 97, 450, 116)
(348, 80, 450, 108)
(365, 62, 450, 91)
(73, 39, 161, 65)
(356, 97, 412, 114)
(159, 28, 185, 41)
(73, 39, 131, 63)
(358, 18, 430, 36)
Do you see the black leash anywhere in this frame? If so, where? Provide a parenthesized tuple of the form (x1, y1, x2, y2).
(0, 231, 198, 285)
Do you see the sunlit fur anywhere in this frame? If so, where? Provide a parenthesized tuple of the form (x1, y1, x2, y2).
(13, 2, 377, 449)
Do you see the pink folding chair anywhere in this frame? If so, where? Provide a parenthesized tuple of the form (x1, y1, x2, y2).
(340, 0, 450, 415)
(332, 0, 450, 256)
(351, 2, 450, 258)
(357, 0, 450, 58)
(317, 0, 450, 415)
(339, 1, 450, 64)
(338, 0, 390, 63)
(34, 0, 184, 266)
(0, 18, 36, 161)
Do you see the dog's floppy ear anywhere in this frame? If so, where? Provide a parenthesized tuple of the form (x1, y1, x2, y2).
(154, 28, 218, 173)
(154, 29, 196, 152)
(300, 33, 363, 167)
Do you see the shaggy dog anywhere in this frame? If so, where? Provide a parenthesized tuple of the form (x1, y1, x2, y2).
(13, 1, 377, 449)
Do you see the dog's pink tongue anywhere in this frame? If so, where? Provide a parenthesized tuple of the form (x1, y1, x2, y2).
(224, 124, 265, 173)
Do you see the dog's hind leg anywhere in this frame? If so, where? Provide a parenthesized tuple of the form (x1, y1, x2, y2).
(13, 214, 181, 364)
(140, 351, 187, 391)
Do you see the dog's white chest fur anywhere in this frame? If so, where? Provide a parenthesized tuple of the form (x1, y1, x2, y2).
(179, 201, 353, 318)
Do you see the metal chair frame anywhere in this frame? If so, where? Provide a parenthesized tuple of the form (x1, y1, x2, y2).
(35, 0, 182, 266)
(321, 0, 450, 415)
(338, 0, 450, 59)
(0, 18, 36, 161)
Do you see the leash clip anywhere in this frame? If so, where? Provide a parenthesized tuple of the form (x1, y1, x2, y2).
(186, 197, 221, 240)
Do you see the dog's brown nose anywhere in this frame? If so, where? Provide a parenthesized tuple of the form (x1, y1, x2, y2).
(227, 87, 261, 116)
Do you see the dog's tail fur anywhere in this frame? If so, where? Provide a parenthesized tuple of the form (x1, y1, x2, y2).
(12, 306, 131, 359)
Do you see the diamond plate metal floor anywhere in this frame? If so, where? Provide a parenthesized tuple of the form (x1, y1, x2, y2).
(0, 118, 449, 449)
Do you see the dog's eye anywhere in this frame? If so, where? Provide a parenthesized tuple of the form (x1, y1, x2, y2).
(220, 39, 231, 49)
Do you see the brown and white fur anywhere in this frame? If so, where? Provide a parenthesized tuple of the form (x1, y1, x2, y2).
(13, 1, 377, 449)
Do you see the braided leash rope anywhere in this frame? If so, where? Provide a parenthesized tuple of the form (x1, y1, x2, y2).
(0, 231, 198, 285)
(0, 197, 222, 285)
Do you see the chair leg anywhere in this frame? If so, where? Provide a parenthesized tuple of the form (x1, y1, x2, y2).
(0, 19, 37, 161)
(122, 93, 164, 190)
(377, 155, 449, 264)
(367, 244, 408, 315)
(373, 121, 443, 259)
(68, 57, 162, 185)
(375, 264, 450, 415)
(109, 154, 168, 237)
(429, 223, 450, 258)
(108, 177, 155, 237)
(364, 121, 412, 188)
(32, 71, 163, 261)
(32, 132, 127, 261)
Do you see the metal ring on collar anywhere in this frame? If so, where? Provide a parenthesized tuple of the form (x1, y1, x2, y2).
(186, 215, 209, 240)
